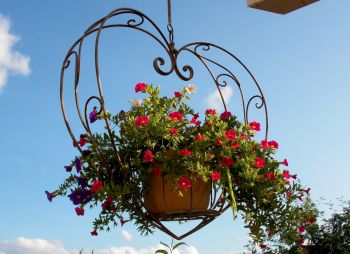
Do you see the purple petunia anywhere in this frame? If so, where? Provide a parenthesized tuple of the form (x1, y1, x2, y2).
(68, 189, 91, 205)
(75, 157, 82, 173)
(45, 190, 55, 202)
(89, 107, 98, 123)
(64, 166, 72, 172)
(75, 176, 88, 189)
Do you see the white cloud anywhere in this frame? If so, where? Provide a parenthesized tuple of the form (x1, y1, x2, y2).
(0, 15, 30, 92)
(120, 230, 133, 241)
(0, 238, 199, 254)
(205, 86, 233, 112)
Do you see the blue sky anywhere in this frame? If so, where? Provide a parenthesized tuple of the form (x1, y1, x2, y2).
(0, 0, 349, 253)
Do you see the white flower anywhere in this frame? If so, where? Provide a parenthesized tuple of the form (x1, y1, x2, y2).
(185, 84, 197, 94)
(129, 99, 142, 107)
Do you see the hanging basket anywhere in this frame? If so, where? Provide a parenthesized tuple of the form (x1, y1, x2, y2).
(144, 175, 211, 216)
(247, 0, 319, 14)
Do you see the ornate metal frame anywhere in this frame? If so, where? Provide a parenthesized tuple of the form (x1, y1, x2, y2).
(60, 7, 268, 240)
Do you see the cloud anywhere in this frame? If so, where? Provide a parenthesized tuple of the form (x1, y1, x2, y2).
(0, 15, 30, 92)
(120, 230, 133, 241)
(0, 238, 199, 254)
(205, 86, 233, 112)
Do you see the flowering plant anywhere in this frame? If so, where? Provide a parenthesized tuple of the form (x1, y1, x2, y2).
(46, 83, 316, 246)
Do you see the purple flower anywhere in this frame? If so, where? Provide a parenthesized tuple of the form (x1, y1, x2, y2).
(82, 150, 91, 157)
(89, 107, 98, 123)
(64, 166, 72, 172)
(68, 189, 91, 205)
(45, 190, 55, 202)
(75, 157, 82, 173)
(75, 176, 88, 188)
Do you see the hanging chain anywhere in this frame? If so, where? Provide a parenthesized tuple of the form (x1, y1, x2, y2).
(167, 0, 176, 54)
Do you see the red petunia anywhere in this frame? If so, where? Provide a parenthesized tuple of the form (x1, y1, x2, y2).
(221, 157, 234, 168)
(232, 141, 240, 149)
(291, 174, 297, 179)
(178, 177, 191, 189)
(134, 82, 147, 93)
(215, 138, 223, 146)
(169, 111, 183, 121)
(205, 109, 216, 115)
(143, 149, 154, 163)
(283, 170, 291, 180)
(249, 121, 261, 131)
(174, 91, 183, 98)
(298, 226, 305, 234)
(265, 172, 276, 181)
(268, 140, 279, 149)
(169, 128, 178, 135)
(309, 217, 317, 224)
(195, 134, 205, 141)
(91, 180, 103, 193)
(280, 159, 289, 166)
(90, 230, 98, 236)
(79, 137, 88, 147)
(225, 129, 236, 140)
(211, 171, 221, 181)
(180, 149, 192, 157)
(75, 207, 84, 216)
(286, 191, 292, 198)
(240, 133, 249, 141)
(190, 118, 201, 125)
(298, 239, 305, 245)
(220, 111, 232, 120)
(260, 244, 267, 249)
(153, 166, 161, 177)
(254, 157, 265, 168)
(134, 116, 149, 126)
(260, 140, 269, 149)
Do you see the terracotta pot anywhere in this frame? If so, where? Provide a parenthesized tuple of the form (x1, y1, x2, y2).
(144, 175, 211, 214)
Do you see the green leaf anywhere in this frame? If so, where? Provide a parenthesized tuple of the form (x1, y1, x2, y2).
(155, 250, 168, 254)
(172, 242, 187, 250)
(160, 242, 170, 248)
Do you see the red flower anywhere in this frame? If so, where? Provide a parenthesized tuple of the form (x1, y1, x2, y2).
(215, 138, 223, 146)
(298, 226, 305, 234)
(190, 118, 201, 125)
(254, 158, 265, 168)
(280, 159, 289, 166)
(205, 109, 216, 115)
(211, 171, 221, 181)
(193, 113, 199, 119)
(220, 111, 232, 119)
(268, 140, 279, 149)
(225, 130, 236, 140)
(309, 217, 317, 224)
(143, 149, 154, 163)
(169, 111, 183, 121)
(154, 166, 161, 177)
(174, 91, 183, 98)
(195, 134, 205, 141)
(291, 174, 297, 179)
(135, 116, 149, 126)
(283, 170, 291, 180)
(91, 180, 103, 193)
(298, 239, 305, 245)
(249, 121, 261, 131)
(240, 133, 249, 141)
(90, 230, 98, 236)
(221, 157, 234, 168)
(180, 149, 192, 157)
(79, 137, 87, 147)
(135, 82, 147, 93)
(169, 128, 178, 135)
(286, 191, 292, 198)
(232, 141, 240, 149)
(120, 218, 127, 226)
(260, 244, 267, 249)
(75, 207, 84, 216)
(260, 140, 268, 149)
(178, 177, 191, 189)
(265, 172, 276, 181)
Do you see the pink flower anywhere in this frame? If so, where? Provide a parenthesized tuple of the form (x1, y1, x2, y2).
(225, 130, 236, 140)
(265, 172, 276, 181)
(249, 121, 261, 131)
(283, 170, 291, 180)
(135, 83, 147, 93)
(91, 180, 103, 193)
(75, 207, 84, 216)
(280, 159, 289, 166)
(211, 171, 221, 181)
(254, 158, 265, 168)
(174, 91, 183, 98)
(178, 177, 191, 189)
(190, 118, 201, 125)
(298, 226, 305, 234)
(260, 140, 269, 149)
(135, 116, 149, 127)
(268, 140, 279, 149)
(221, 157, 234, 168)
(180, 149, 192, 157)
(143, 149, 154, 163)
(232, 142, 240, 149)
(169, 111, 183, 121)
(195, 134, 205, 141)
(220, 111, 232, 120)
(169, 128, 178, 135)
(205, 109, 216, 115)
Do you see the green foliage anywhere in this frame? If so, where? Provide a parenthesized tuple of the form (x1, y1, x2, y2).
(155, 239, 187, 254)
(49, 83, 315, 246)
